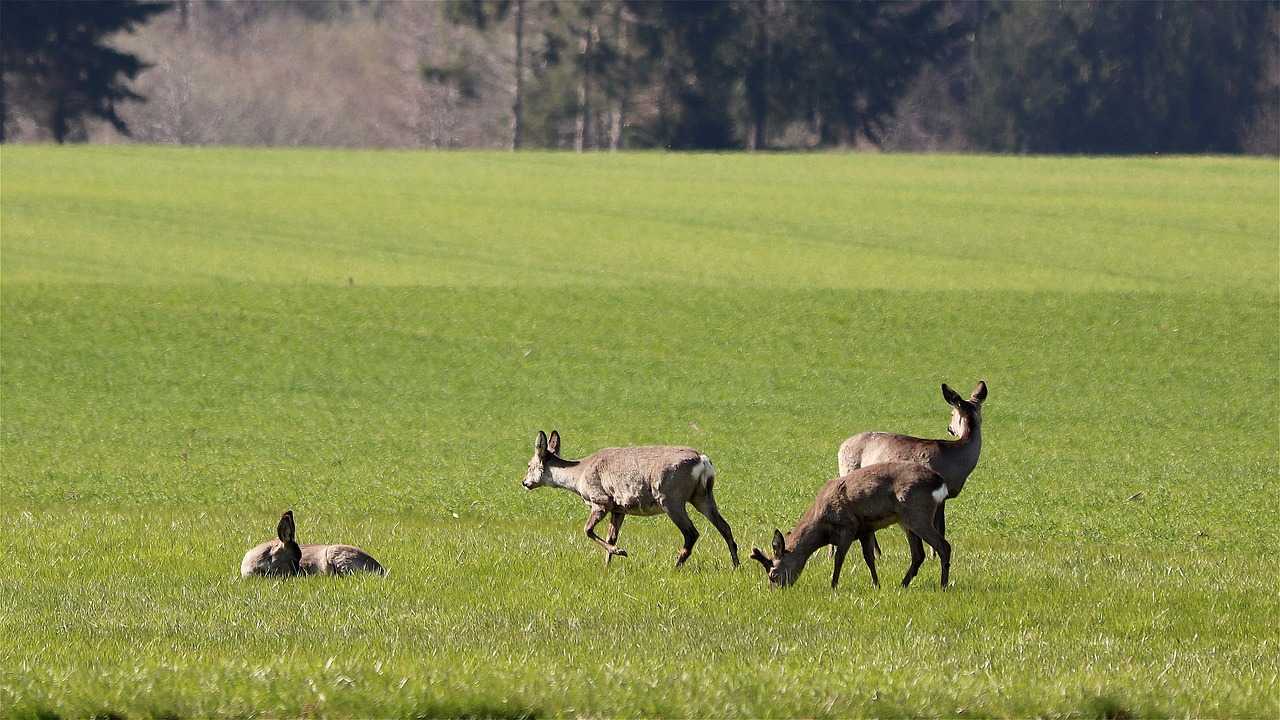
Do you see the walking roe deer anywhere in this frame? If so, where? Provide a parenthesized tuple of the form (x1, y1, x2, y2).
(522, 430, 740, 567)
(836, 380, 986, 555)
(240, 510, 386, 578)
(750, 461, 952, 589)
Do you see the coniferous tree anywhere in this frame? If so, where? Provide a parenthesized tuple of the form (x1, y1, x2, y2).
(776, 1, 959, 146)
(1, 0, 170, 143)
(966, 1, 1276, 154)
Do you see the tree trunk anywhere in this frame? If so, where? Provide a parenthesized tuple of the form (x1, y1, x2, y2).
(608, 3, 627, 151)
(574, 23, 594, 152)
(1, 72, 7, 143)
(512, 0, 524, 150)
(746, 0, 771, 151)
(52, 95, 68, 144)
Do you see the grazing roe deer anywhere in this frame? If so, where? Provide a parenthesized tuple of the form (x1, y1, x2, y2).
(522, 430, 740, 567)
(750, 462, 952, 589)
(836, 381, 986, 554)
(240, 510, 386, 578)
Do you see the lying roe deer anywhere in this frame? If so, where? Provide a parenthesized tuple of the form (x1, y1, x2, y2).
(836, 380, 986, 555)
(750, 462, 952, 589)
(522, 430, 739, 568)
(240, 510, 386, 578)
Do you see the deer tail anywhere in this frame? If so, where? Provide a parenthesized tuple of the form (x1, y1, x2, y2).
(693, 453, 717, 494)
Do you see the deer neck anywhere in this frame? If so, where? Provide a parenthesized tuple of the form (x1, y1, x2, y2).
(545, 458, 588, 497)
(778, 520, 832, 580)
(949, 413, 982, 474)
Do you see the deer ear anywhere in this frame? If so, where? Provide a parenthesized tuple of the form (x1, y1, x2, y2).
(771, 529, 786, 558)
(750, 547, 772, 571)
(277, 510, 295, 544)
(534, 430, 548, 455)
(941, 383, 964, 407)
(547, 430, 560, 455)
(970, 380, 988, 404)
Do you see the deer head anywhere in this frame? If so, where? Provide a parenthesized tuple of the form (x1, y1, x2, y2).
(944, 380, 987, 437)
(749, 529, 806, 588)
(243, 510, 303, 577)
(522, 430, 561, 490)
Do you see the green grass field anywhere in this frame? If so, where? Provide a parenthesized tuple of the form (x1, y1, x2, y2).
(1, 146, 1277, 719)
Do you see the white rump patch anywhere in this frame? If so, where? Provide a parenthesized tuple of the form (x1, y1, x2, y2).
(932, 484, 950, 503)
(694, 454, 716, 485)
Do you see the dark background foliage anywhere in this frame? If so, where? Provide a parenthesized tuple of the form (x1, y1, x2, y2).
(1, 0, 1276, 153)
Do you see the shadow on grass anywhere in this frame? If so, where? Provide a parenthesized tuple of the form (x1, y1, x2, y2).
(404, 702, 540, 720)
(8, 705, 537, 720)
(6, 709, 124, 720)
(1085, 694, 1135, 720)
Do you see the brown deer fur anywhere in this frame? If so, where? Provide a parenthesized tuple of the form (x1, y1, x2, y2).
(522, 430, 739, 567)
(751, 462, 952, 589)
(836, 381, 986, 553)
(240, 510, 386, 578)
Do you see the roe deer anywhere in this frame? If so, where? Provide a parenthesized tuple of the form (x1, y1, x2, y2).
(836, 380, 986, 555)
(750, 462, 952, 589)
(240, 510, 386, 578)
(522, 430, 739, 568)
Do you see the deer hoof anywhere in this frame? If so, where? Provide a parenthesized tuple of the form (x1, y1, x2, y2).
(612, 548, 628, 558)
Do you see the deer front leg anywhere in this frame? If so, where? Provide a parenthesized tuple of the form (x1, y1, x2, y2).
(834, 532, 885, 561)
(584, 505, 626, 561)
(831, 531, 855, 589)
(604, 511, 628, 565)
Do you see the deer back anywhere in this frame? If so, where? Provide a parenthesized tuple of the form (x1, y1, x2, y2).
(300, 543, 386, 576)
(840, 431, 979, 491)
(584, 446, 706, 513)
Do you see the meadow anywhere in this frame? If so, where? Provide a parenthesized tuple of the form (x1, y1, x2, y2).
(1, 146, 1276, 718)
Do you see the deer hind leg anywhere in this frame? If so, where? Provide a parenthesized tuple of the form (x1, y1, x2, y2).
(859, 532, 880, 587)
(930, 501, 947, 559)
(604, 511, 627, 566)
(911, 519, 952, 589)
(584, 505, 625, 561)
(900, 528, 926, 588)
(663, 501, 700, 568)
(691, 493, 739, 567)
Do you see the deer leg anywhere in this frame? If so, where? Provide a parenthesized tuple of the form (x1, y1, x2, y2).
(901, 529, 926, 588)
(859, 533, 880, 587)
(604, 511, 627, 566)
(833, 533, 881, 560)
(831, 532, 855, 589)
(664, 501, 700, 568)
(930, 502, 947, 559)
(606, 511, 625, 544)
(912, 520, 952, 589)
(691, 496, 740, 567)
(584, 505, 625, 560)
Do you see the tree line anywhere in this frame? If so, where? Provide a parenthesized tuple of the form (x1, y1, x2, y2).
(2, 0, 1276, 154)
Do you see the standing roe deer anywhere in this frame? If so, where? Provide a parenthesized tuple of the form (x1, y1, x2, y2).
(522, 430, 740, 568)
(240, 510, 386, 577)
(836, 380, 986, 555)
(750, 461, 952, 589)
